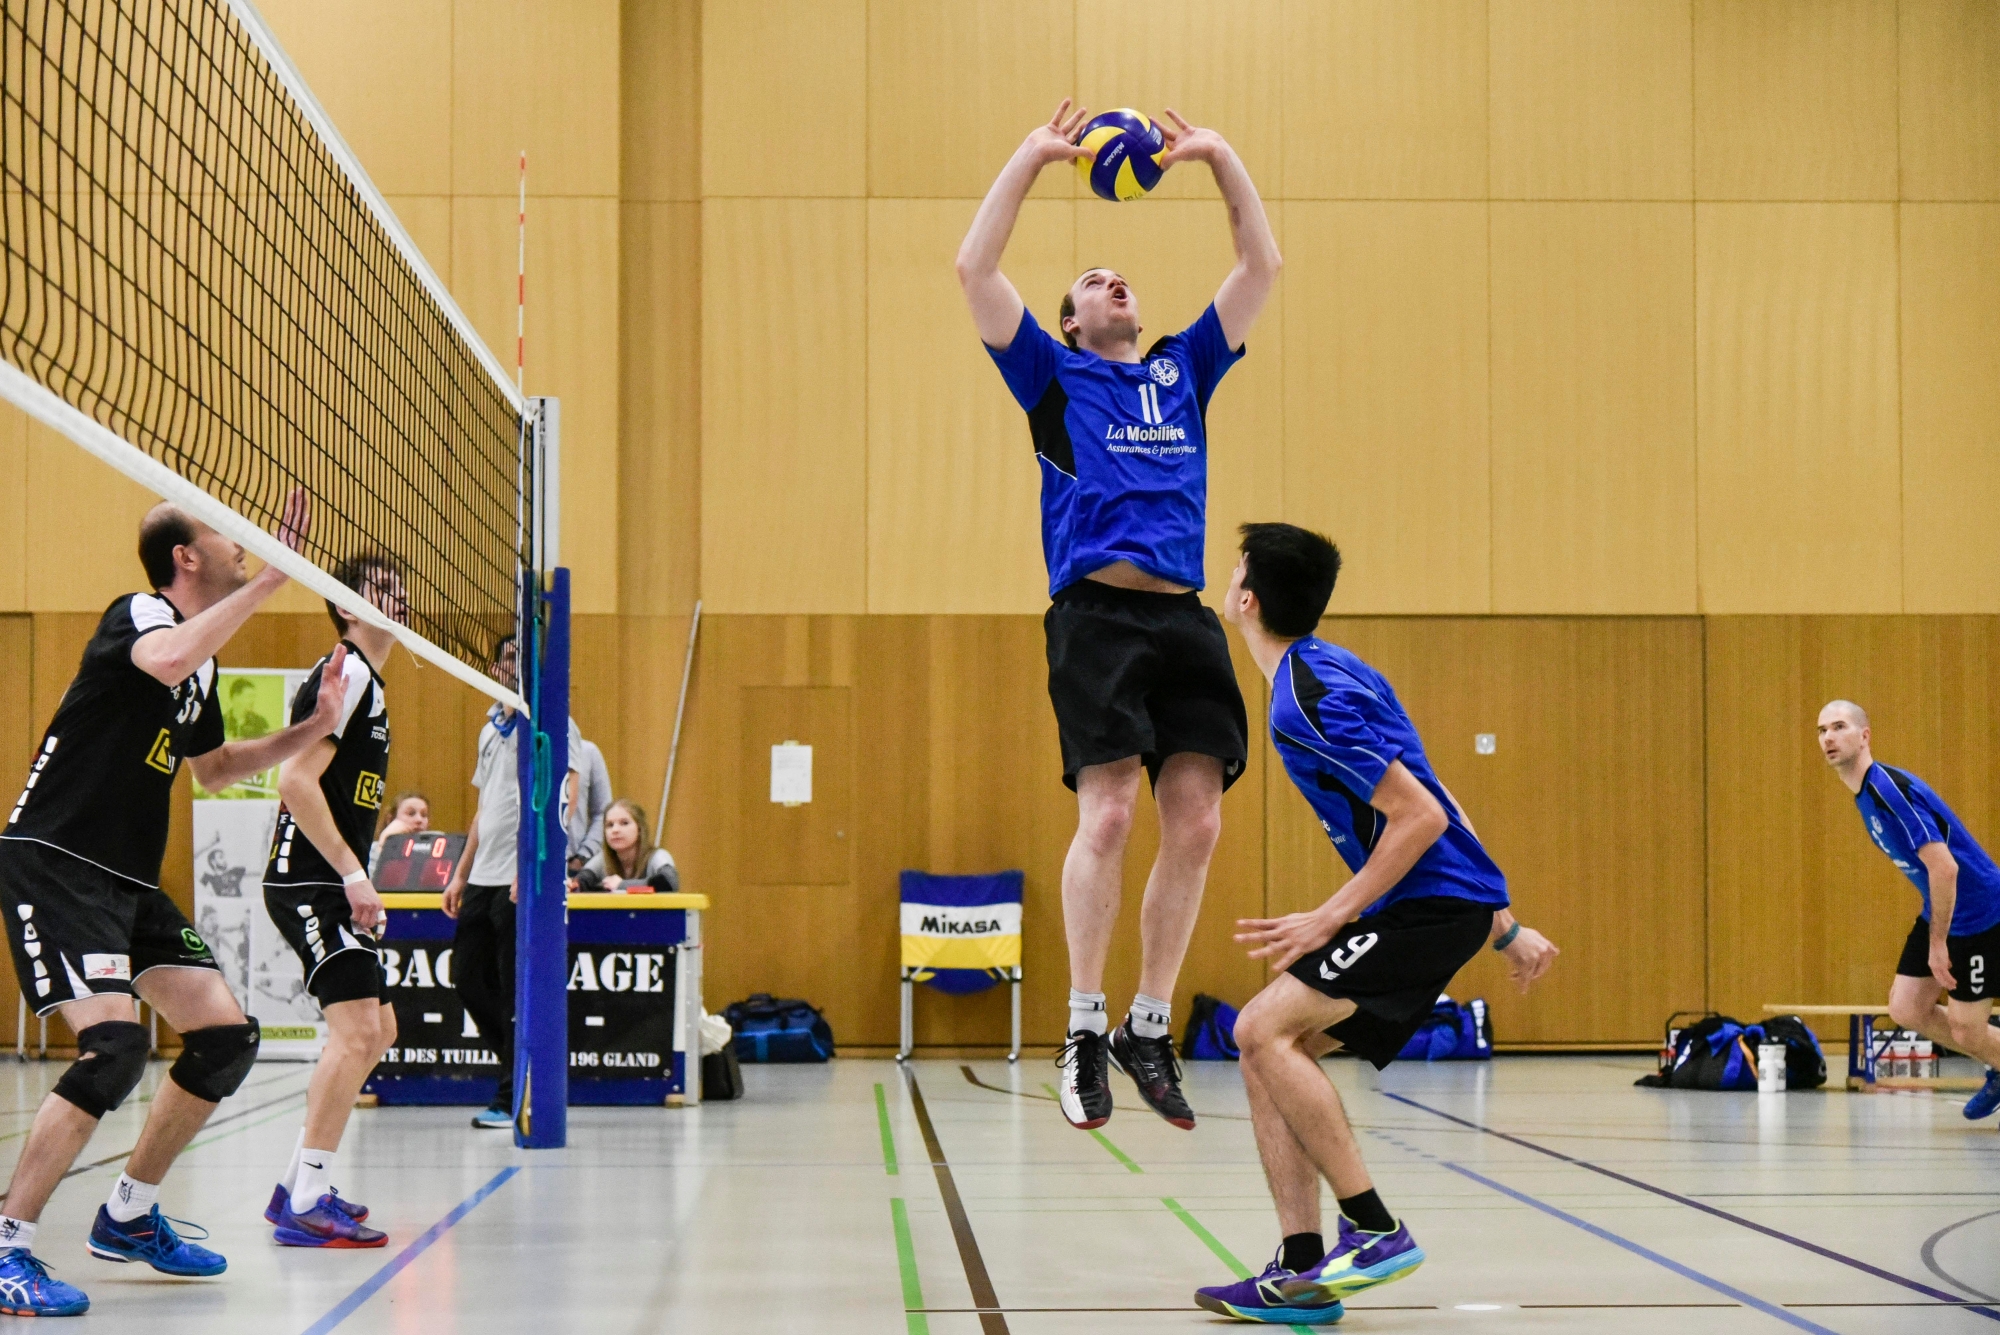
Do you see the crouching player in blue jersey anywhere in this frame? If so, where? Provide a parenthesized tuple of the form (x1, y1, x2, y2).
(1818, 701, 2000, 1120)
(958, 101, 1281, 1132)
(1194, 524, 1560, 1325)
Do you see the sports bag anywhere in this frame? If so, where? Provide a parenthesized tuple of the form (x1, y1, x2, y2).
(1181, 994, 1241, 1060)
(1635, 1013, 1824, 1091)
(722, 993, 836, 1063)
(1394, 995, 1493, 1062)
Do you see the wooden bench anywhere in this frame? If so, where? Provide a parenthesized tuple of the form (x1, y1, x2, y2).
(1763, 1004, 1983, 1091)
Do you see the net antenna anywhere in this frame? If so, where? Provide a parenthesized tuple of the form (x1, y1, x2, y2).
(0, 0, 533, 714)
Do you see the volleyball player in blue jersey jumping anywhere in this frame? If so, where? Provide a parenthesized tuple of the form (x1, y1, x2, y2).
(957, 101, 1281, 1131)
(1819, 700, 2000, 1119)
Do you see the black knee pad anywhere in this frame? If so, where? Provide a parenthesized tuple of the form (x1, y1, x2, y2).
(52, 1021, 150, 1119)
(169, 1019, 260, 1102)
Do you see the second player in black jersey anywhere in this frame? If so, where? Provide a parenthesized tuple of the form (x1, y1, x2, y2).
(261, 553, 407, 1250)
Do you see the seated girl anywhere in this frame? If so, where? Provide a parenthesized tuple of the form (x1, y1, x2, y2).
(571, 799, 679, 893)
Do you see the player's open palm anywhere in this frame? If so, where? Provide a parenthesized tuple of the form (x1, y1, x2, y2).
(1158, 108, 1225, 168)
(1026, 99, 1093, 167)
(1236, 907, 1338, 975)
(306, 646, 349, 736)
(274, 485, 311, 553)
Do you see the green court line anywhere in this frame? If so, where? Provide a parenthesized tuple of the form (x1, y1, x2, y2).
(890, 1197, 930, 1335)
(1041, 1082, 1142, 1173)
(874, 1082, 899, 1176)
(1162, 1197, 1316, 1335)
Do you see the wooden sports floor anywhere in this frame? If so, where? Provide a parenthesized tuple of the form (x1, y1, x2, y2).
(0, 1053, 1995, 1332)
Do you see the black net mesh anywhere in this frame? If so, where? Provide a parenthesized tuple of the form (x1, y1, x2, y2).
(0, 0, 527, 670)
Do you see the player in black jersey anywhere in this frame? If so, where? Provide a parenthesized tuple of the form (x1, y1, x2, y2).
(0, 492, 348, 1315)
(259, 554, 405, 1249)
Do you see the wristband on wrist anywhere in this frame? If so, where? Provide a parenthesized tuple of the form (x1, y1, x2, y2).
(342, 868, 368, 887)
(1492, 921, 1522, 952)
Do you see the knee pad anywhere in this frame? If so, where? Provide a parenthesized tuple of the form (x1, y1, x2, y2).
(169, 1019, 260, 1102)
(52, 1021, 150, 1119)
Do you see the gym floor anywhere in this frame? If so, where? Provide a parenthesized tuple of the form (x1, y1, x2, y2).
(0, 1053, 1995, 1331)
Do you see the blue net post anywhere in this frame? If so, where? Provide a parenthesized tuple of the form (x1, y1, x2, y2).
(513, 566, 570, 1147)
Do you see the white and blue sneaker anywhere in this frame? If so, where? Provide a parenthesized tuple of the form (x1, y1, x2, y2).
(1279, 1217, 1425, 1302)
(1964, 1069, 2000, 1121)
(86, 1205, 226, 1276)
(0, 1247, 88, 1316)
(471, 1106, 512, 1129)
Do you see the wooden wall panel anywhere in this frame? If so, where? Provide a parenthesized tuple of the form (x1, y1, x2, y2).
(619, 201, 702, 618)
(1077, 0, 1283, 201)
(1283, 203, 1490, 612)
(1488, 0, 1693, 200)
(452, 198, 623, 613)
(1899, 0, 2000, 201)
(701, 0, 866, 198)
(1694, 204, 1901, 612)
(452, 0, 621, 197)
(701, 199, 868, 612)
(0, 406, 24, 611)
(867, 0, 1076, 201)
(1703, 617, 2000, 1035)
(1490, 203, 1696, 612)
(866, 199, 1063, 614)
(621, 0, 701, 204)
(1693, 0, 1899, 201)
(1282, 0, 1487, 200)
(1900, 205, 2000, 612)
(1268, 618, 1708, 1043)
(1074, 200, 1285, 601)
(258, 0, 453, 197)
(25, 422, 158, 612)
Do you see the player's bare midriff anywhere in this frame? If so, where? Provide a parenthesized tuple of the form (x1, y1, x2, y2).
(1085, 560, 1191, 594)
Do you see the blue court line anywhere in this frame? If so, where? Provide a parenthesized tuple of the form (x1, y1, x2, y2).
(1442, 1161, 1839, 1335)
(1385, 1090, 2000, 1322)
(299, 1165, 521, 1335)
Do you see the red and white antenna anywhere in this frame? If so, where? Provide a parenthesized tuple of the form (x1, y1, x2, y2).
(516, 150, 527, 394)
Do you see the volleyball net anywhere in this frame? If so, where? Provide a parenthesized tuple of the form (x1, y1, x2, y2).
(0, 0, 535, 711)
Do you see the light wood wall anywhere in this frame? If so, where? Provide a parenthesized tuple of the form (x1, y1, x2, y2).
(696, 0, 2000, 617)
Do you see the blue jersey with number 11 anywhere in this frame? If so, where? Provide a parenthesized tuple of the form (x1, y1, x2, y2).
(985, 304, 1243, 594)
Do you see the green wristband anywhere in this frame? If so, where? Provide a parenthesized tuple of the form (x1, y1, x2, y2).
(1492, 922, 1522, 952)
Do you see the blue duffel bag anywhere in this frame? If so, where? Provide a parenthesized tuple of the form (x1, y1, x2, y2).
(723, 993, 836, 1063)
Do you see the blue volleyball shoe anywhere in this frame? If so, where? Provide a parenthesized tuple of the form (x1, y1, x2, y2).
(1964, 1069, 2000, 1121)
(1278, 1217, 1424, 1302)
(86, 1205, 226, 1277)
(1194, 1253, 1345, 1325)
(471, 1106, 512, 1130)
(265, 1183, 369, 1224)
(274, 1195, 388, 1249)
(0, 1249, 88, 1317)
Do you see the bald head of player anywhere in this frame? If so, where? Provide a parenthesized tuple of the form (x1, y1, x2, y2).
(1057, 268, 1141, 358)
(1817, 699, 1873, 790)
(137, 502, 249, 609)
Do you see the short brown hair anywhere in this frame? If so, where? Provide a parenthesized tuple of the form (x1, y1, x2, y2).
(325, 551, 400, 635)
(1058, 288, 1079, 350)
(137, 504, 198, 589)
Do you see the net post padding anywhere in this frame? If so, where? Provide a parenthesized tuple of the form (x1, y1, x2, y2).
(0, 359, 528, 716)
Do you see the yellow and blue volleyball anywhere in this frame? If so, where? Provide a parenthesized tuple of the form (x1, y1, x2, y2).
(1074, 109, 1167, 202)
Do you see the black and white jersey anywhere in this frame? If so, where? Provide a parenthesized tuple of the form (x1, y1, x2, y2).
(3, 593, 224, 888)
(265, 642, 389, 888)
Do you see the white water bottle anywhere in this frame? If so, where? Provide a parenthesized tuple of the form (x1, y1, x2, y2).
(1915, 1037, 1936, 1079)
(1758, 1042, 1787, 1092)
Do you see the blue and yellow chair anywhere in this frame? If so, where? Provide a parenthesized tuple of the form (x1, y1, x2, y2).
(897, 870, 1023, 1063)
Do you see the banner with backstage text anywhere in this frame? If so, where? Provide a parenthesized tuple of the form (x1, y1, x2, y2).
(191, 668, 321, 1059)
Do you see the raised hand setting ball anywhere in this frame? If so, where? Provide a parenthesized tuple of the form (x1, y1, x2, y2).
(1074, 109, 1167, 202)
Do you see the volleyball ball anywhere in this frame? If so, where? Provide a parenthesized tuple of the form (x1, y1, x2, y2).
(1075, 109, 1167, 202)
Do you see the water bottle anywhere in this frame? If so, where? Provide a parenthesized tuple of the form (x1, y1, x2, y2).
(1915, 1037, 1936, 1079)
(1757, 1041, 1787, 1092)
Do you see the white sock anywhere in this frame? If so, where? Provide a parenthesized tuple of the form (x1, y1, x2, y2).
(106, 1173, 158, 1224)
(0, 1216, 35, 1251)
(1130, 992, 1173, 1040)
(291, 1147, 337, 1214)
(1068, 989, 1108, 1036)
(280, 1127, 305, 1191)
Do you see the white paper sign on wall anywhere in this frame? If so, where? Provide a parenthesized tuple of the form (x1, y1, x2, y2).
(771, 741, 813, 805)
(1474, 733, 1497, 756)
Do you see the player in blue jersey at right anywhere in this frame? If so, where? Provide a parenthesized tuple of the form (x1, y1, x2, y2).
(1194, 524, 1558, 1325)
(957, 100, 1281, 1132)
(1818, 700, 2000, 1121)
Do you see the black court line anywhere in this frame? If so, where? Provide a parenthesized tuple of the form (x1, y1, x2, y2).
(1921, 1208, 2000, 1302)
(904, 1067, 1008, 1335)
(58, 1088, 308, 1180)
(1386, 1091, 2000, 1323)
